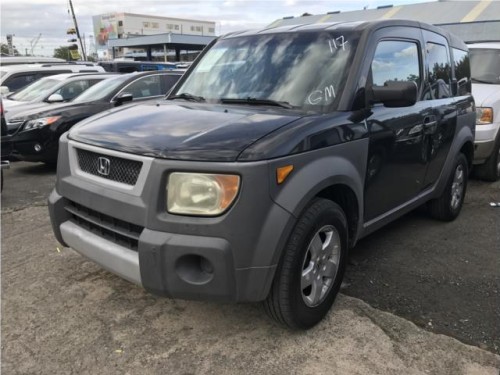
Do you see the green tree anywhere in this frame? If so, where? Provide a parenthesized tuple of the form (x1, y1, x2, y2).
(53, 46, 71, 60)
(1, 43, 20, 56)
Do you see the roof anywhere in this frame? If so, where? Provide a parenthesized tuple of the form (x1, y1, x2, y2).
(0, 63, 101, 73)
(221, 19, 466, 49)
(0, 56, 66, 65)
(224, 19, 421, 37)
(40, 72, 119, 81)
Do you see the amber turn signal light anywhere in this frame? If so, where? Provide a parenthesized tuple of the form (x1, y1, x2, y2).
(276, 165, 294, 184)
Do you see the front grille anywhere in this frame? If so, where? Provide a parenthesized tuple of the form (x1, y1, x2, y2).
(65, 200, 143, 251)
(76, 148, 142, 185)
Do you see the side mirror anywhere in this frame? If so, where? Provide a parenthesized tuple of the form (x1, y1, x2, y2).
(47, 93, 64, 103)
(371, 81, 417, 107)
(113, 92, 133, 106)
(0, 86, 10, 96)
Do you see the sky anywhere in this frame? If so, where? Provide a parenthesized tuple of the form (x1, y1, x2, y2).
(1, 0, 433, 57)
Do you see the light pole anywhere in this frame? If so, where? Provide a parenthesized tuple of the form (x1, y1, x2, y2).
(68, 0, 87, 60)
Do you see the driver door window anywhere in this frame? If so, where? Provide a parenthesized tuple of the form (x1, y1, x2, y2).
(123, 75, 161, 99)
(371, 40, 421, 88)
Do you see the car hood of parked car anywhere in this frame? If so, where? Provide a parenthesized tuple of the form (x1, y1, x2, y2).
(68, 101, 305, 162)
(4, 101, 54, 119)
(6, 100, 110, 123)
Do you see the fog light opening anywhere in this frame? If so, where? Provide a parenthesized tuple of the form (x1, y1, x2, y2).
(175, 254, 214, 285)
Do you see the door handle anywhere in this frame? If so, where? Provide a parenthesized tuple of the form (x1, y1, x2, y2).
(423, 116, 437, 134)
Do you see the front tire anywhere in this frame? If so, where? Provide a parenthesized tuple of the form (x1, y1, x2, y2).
(264, 198, 348, 329)
(428, 152, 468, 221)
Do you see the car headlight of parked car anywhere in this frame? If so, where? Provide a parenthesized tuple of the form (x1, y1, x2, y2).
(23, 116, 62, 131)
(167, 172, 240, 216)
(476, 107, 493, 125)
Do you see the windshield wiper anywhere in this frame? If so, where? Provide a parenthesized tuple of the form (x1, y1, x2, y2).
(167, 93, 205, 102)
(219, 97, 294, 109)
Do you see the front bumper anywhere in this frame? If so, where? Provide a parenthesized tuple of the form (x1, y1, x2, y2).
(48, 136, 295, 302)
(474, 122, 499, 163)
(11, 126, 59, 163)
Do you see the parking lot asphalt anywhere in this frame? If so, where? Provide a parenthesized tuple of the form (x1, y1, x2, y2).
(1, 161, 500, 374)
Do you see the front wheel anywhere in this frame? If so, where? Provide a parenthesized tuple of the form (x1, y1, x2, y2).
(428, 152, 468, 221)
(264, 198, 348, 329)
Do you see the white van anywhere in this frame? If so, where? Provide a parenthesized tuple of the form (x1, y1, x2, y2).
(0, 63, 105, 95)
(468, 42, 500, 181)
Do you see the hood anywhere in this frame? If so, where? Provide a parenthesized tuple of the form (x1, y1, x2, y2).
(6, 101, 87, 122)
(69, 101, 303, 161)
(471, 83, 500, 108)
(4, 102, 53, 120)
(5, 100, 110, 124)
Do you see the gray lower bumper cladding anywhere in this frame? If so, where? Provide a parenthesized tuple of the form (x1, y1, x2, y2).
(60, 221, 142, 285)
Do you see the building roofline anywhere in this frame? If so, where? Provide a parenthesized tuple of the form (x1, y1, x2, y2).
(95, 12, 216, 25)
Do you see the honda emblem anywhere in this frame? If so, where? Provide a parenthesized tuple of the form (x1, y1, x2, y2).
(97, 157, 111, 176)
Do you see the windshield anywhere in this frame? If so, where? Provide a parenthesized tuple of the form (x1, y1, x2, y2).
(9, 78, 59, 102)
(172, 31, 358, 113)
(73, 74, 130, 103)
(470, 48, 500, 84)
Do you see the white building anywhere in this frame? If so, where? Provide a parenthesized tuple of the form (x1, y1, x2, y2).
(92, 13, 216, 53)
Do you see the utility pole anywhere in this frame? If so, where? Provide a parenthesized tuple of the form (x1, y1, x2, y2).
(30, 33, 42, 56)
(68, 0, 87, 60)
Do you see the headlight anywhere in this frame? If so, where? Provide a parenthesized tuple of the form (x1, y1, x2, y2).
(23, 116, 61, 131)
(167, 172, 240, 216)
(476, 107, 493, 125)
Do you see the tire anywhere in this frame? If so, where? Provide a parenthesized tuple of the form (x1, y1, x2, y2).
(264, 198, 348, 329)
(428, 153, 468, 221)
(474, 136, 500, 182)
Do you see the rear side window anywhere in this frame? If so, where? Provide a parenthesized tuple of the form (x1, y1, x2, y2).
(3, 73, 39, 92)
(424, 43, 451, 100)
(452, 48, 471, 96)
(371, 41, 421, 88)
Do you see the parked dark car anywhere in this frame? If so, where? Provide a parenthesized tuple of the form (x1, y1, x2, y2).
(8, 71, 183, 163)
(1, 98, 12, 191)
(49, 20, 475, 329)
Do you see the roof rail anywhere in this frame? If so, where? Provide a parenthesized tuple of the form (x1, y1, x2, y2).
(40, 62, 97, 67)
